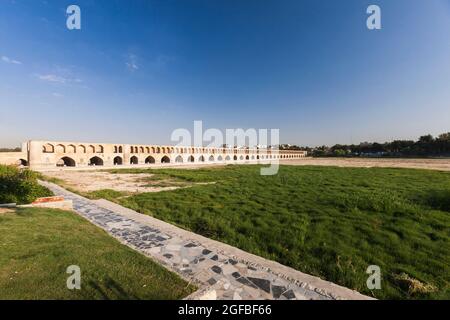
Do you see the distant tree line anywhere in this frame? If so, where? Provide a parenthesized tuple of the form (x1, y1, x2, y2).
(280, 132, 450, 157)
(0, 147, 21, 153)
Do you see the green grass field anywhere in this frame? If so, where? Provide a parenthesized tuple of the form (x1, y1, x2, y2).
(0, 207, 195, 299)
(93, 165, 450, 299)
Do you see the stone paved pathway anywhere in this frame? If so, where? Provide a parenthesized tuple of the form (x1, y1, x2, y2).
(40, 181, 372, 300)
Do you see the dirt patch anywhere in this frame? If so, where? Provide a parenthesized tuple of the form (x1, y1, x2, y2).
(40, 171, 196, 194)
(394, 273, 437, 295)
(280, 158, 450, 171)
(0, 208, 15, 215)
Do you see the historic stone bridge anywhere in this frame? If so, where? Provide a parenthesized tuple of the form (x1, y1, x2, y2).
(0, 140, 307, 169)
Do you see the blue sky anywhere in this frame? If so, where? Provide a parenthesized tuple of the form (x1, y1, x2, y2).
(1, 0, 449, 147)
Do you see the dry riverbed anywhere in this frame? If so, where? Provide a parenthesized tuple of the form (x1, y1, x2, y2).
(280, 157, 450, 171)
(40, 170, 201, 193)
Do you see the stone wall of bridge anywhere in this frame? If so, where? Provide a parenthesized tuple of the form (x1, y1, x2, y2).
(0, 140, 307, 169)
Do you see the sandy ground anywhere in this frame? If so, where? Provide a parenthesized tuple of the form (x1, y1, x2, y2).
(0, 208, 14, 214)
(41, 171, 190, 193)
(279, 158, 450, 171)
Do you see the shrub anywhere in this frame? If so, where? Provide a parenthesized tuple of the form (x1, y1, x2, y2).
(0, 165, 52, 204)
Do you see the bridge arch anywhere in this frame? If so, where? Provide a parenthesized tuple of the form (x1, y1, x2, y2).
(57, 156, 76, 167)
(188, 155, 195, 162)
(130, 156, 138, 165)
(113, 156, 123, 165)
(17, 159, 28, 166)
(198, 155, 205, 162)
(67, 144, 76, 153)
(89, 156, 103, 166)
(161, 156, 170, 163)
(55, 144, 65, 153)
(145, 156, 155, 164)
(175, 155, 183, 163)
(208, 155, 214, 162)
(42, 143, 54, 153)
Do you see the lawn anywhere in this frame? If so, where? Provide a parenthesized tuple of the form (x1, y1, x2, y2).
(0, 207, 195, 299)
(92, 165, 450, 299)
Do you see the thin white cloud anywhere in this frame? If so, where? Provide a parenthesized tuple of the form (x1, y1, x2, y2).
(52, 92, 63, 97)
(35, 73, 83, 85)
(126, 54, 139, 71)
(1, 55, 22, 65)
(37, 74, 67, 83)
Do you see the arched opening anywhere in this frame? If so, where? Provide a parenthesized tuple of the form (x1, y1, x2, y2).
(188, 155, 195, 162)
(175, 155, 183, 163)
(161, 156, 170, 163)
(225, 155, 231, 161)
(217, 155, 223, 161)
(42, 143, 54, 153)
(67, 144, 76, 153)
(198, 155, 205, 162)
(96, 145, 104, 153)
(145, 156, 155, 164)
(57, 157, 76, 167)
(17, 159, 28, 166)
(118, 146, 123, 153)
(114, 156, 123, 165)
(87, 145, 95, 153)
(245, 155, 250, 160)
(208, 155, 214, 162)
(55, 144, 65, 153)
(257, 155, 260, 160)
(130, 156, 138, 165)
(89, 156, 103, 166)
(239, 155, 244, 160)
(79, 145, 86, 153)
(233, 155, 237, 161)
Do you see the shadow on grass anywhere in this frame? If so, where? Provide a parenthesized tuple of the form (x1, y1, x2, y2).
(423, 189, 450, 212)
(87, 277, 138, 300)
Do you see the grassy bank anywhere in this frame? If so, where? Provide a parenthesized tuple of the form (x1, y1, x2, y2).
(0, 207, 195, 299)
(88, 165, 450, 299)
